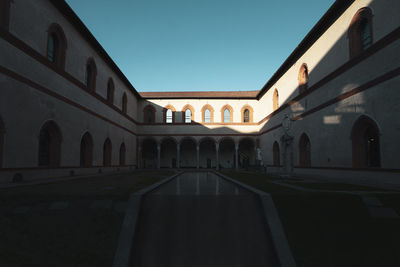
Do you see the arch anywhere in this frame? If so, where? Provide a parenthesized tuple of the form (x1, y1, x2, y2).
(221, 105, 233, 123)
(143, 105, 156, 123)
(298, 63, 309, 94)
(219, 137, 235, 169)
(163, 105, 176, 124)
(122, 93, 127, 114)
(141, 138, 157, 168)
(119, 142, 126, 166)
(160, 137, 177, 168)
(85, 58, 97, 91)
(273, 89, 279, 112)
(238, 138, 255, 169)
(351, 115, 381, 168)
(348, 7, 373, 58)
(299, 133, 311, 167)
(180, 137, 197, 167)
(241, 105, 253, 123)
(0, 116, 5, 168)
(0, 0, 11, 30)
(182, 104, 195, 123)
(199, 137, 216, 168)
(103, 138, 112, 166)
(80, 132, 93, 167)
(273, 141, 280, 166)
(107, 78, 115, 104)
(201, 104, 214, 123)
(38, 120, 62, 167)
(47, 23, 67, 69)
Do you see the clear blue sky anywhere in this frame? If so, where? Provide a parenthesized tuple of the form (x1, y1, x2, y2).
(65, 0, 334, 92)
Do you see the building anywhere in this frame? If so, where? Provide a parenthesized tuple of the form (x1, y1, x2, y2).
(0, 0, 399, 184)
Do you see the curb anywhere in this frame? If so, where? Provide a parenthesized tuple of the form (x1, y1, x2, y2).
(112, 171, 183, 267)
(214, 172, 297, 267)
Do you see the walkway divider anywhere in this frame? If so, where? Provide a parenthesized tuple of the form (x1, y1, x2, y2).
(214, 172, 297, 267)
(113, 171, 183, 267)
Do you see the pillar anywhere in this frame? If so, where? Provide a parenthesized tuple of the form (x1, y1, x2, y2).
(157, 143, 160, 169)
(196, 144, 200, 169)
(215, 142, 220, 171)
(176, 143, 180, 169)
(138, 145, 142, 169)
(235, 143, 239, 171)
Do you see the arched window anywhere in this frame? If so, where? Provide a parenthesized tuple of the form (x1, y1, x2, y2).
(103, 138, 112, 166)
(204, 109, 211, 123)
(299, 133, 311, 167)
(224, 109, 230, 123)
(182, 105, 194, 123)
(243, 109, 250, 123)
(273, 89, 279, 111)
(163, 105, 175, 124)
(38, 121, 62, 167)
(143, 105, 155, 123)
(201, 105, 214, 123)
(119, 143, 126, 166)
(166, 109, 173, 123)
(185, 109, 192, 123)
(221, 105, 233, 123)
(107, 78, 114, 104)
(351, 116, 381, 168)
(273, 141, 280, 166)
(0, 117, 5, 168)
(85, 58, 97, 91)
(298, 64, 309, 94)
(80, 132, 93, 167)
(1, 0, 11, 30)
(122, 93, 127, 114)
(348, 8, 373, 58)
(47, 24, 67, 68)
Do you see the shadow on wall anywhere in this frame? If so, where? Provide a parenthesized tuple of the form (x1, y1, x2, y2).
(259, 1, 394, 170)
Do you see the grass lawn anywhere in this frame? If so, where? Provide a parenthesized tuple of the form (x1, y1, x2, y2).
(0, 170, 175, 267)
(281, 181, 389, 192)
(221, 171, 400, 267)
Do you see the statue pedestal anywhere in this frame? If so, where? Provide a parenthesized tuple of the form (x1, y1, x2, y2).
(281, 133, 293, 178)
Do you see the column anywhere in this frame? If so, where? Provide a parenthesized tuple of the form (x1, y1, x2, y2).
(235, 143, 239, 171)
(215, 142, 220, 171)
(196, 144, 200, 169)
(157, 143, 161, 169)
(176, 143, 180, 169)
(138, 145, 142, 169)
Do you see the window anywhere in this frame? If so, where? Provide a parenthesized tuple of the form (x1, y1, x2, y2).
(273, 141, 280, 166)
(351, 115, 381, 168)
(185, 109, 192, 123)
(273, 89, 279, 111)
(143, 105, 155, 123)
(103, 138, 112, 166)
(85, 59, 97, 91)
(80, 132, 93, 167)
(243, 109, 249, 123)
(223, 109, 230, 123)
(47, 34, 57, 63)
(348, 8, 373, 58)
(47, 24, 67, 68)
(201, 105, 214, 123)
(298, 64, 308, 94)
(204, 109, 211, 123)
(221, 105, 233, 123)
(38, 121, 62, 167)
(107, 79, 114, 104)
(299, 133, 311, 167)
(122, 93, 127, 114)
(0, 0, 11, 30)
(119, 143, 126, 166)
(166, 109, 173, 123)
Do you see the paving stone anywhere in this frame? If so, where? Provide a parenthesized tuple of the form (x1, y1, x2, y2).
(114, 201, 128, 213)
(361, 196, 383, 207)
(368, 207, 399, 218)
(13, 206, 30, 214)
(49, 201, 69, 210)
(91, 200, 113, 209)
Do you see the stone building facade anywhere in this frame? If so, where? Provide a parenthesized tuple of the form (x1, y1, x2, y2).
(1, 0, 399, 184)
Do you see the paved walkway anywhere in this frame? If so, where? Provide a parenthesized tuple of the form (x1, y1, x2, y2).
(130, 172, 279, 267)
